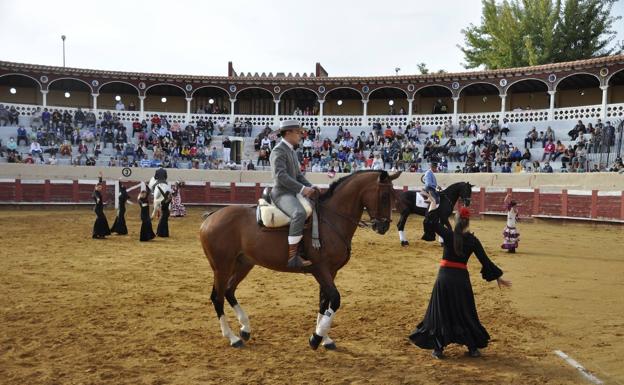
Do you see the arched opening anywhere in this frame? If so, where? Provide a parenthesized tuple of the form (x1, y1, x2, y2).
(279, 88, 319, 115)
(506, 79, 549, 110)
(555, 73, 601, 107)
(235, 87, 273, 115)
(458, 82, 500, 113)
(0, 74, 41, 105)
(323, 88, 362, 115)
(192, 86, 230, 114)
(413, 85, 452, 115)
(145, 84, 186, 113)
(98, 82, 139, 111)
(608, 69, 624, 104)
(48, 78, 91, 108)
(368, 87, 408, 115)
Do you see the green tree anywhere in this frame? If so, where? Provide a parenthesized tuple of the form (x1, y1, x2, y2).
(459, 0, 621, 69)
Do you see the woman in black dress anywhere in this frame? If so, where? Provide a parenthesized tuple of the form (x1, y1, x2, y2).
(409, 203, 511, 359)
(156, 188, 172, 237)
(110, 185, 129, 235)
(92, 173, 111, 239)
(138, 186, 156, 241)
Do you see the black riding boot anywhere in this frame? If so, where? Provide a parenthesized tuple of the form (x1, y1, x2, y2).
(421, 212, 437, 242)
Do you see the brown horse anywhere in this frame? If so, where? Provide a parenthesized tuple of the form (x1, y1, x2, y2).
(200, 170, 401, 349)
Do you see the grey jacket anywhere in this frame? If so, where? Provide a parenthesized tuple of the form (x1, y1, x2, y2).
(270, 140, 311, 198)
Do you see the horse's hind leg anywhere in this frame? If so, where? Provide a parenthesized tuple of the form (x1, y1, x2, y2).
(211, 269, 243, 348)
(225, 257, 254, 341)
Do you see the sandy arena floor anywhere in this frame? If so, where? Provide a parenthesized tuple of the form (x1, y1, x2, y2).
(0, 207, 622, 385)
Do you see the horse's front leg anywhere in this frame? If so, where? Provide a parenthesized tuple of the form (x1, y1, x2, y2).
(310, 269, 340, 350)
(315, 288, 336, 350)
(397, 209, 410, 246)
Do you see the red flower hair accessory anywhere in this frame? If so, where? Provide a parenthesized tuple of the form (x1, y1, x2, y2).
(459, 207, 471, 219)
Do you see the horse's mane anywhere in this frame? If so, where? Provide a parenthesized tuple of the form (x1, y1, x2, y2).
(319, 170, 385, 202)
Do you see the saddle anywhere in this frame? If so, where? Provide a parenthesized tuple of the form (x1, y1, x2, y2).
(415, 191, 430, 209)
(256, 187, 313, 228)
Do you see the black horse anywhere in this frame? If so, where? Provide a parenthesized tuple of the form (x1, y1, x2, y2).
(396, 181, 473, 246)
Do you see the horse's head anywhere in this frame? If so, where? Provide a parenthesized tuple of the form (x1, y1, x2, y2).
(364, 171, 402, 235)
(459, 182, 473, 207)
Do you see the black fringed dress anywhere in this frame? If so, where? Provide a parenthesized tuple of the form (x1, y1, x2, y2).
(409, 211, 503, 351)
(110, 187, 129, 235)
(139, 192, 155, 242)
(92, 189, 111, 239)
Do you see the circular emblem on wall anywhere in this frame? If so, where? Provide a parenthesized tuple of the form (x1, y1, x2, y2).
(600, 68, 609, 77)
(40, 76, 48, 83)
(548, 74, 557, 83)
(499, 79, 507, 87)
(362, 85, 370, 93)
(451, 82, 460, 90)
(229, 85, 237, 93)
(273, 86, 281, 93)
(121, 167, 132, 177)
(318, 85, 325, 94)
(138, 82, 146, 90)
(185, 84, 193, 92)
(407, 84, 415, 92)
(91, 80, 99, 87)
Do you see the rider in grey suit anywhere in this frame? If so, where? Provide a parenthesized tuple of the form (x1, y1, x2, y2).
(270, 119, 317, 268)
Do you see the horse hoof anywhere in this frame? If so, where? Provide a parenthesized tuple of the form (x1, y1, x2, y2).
(401, 241, 409, 247)
(309, 333, 322, 350)
(240, 330, 251, 341)
(231, 339, 244, 348)
(323, 342, 337, 350)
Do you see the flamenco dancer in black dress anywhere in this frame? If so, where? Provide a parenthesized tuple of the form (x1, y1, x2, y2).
(409, 192, 511, 359)
(110, 185, 129, 235)
(92, 172, 111, 239)
(156, 188, 172, 238)
(138, 184, 156, 242)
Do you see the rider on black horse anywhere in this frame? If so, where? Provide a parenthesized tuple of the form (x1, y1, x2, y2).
(422, 160, 441, 241)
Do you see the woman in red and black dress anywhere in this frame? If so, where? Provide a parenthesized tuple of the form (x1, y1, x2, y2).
(409, 204, 511, 359)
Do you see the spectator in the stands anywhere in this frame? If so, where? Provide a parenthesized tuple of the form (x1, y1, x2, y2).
(115, 100, 125, 111)
(524, 127, 538, 148)
(0, 104, 9, 126)
(542, 139, 555, 161)
(30, 140, 43, 161)
(8, 106, 20, 125)
(17, 126, 29, 146)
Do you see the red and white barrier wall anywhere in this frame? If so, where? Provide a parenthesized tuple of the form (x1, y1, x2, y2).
(1, 178, 623, 223)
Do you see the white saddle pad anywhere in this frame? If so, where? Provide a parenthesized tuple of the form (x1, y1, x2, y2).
(415, 191, 430, 209)
(257, 194, 313, 228)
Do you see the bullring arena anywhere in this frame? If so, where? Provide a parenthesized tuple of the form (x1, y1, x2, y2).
(2, 25, 624, 383)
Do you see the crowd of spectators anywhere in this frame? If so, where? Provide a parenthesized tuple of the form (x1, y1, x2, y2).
(0, 103, 622, 173)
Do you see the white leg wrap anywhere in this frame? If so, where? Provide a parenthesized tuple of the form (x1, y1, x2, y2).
(316, 313, 334, 344)
(399, 231, 406, 242)
(315, 309, 335, 337)
(219, 315, 240, 345)
(233, 304, 251, 333)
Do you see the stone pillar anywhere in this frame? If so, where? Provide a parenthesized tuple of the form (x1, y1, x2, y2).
(230, 99, 236, 118)
(318, 100, 324, 117)
(548, 90, 556, 120)
(600, 85, 609, 120)
(499, 93, 506, 122)
(362, 100, 368, 120)
(41, 90, 48, 107)
(407, 98, 414, 123)
(185, 97, 192, 124)
(92, 93, 99, 111)
(452, 96, 459, 125)
(274, 100, 280, 116)
(139, 95, 146, 119)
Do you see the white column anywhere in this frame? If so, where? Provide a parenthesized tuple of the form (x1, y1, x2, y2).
(452, 96, 459, 125)
(274, 99, 280, 126)
(407, 98, 414, 123)
(548, 90, 556, 120)
(600, 85, 608, 120)
(91, 93, 99, 111)
(41, 90, 48, 107)
(139, 95, 146, 119)
(362, 99, 368, 119)
(318, 100, 324, 117)
(230, 98, 236, 119)
(185, 97, 192, 123)
(499, 93, 506, 122)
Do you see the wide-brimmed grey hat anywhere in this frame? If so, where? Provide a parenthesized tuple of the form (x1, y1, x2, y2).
(279, 119, 303, 133)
